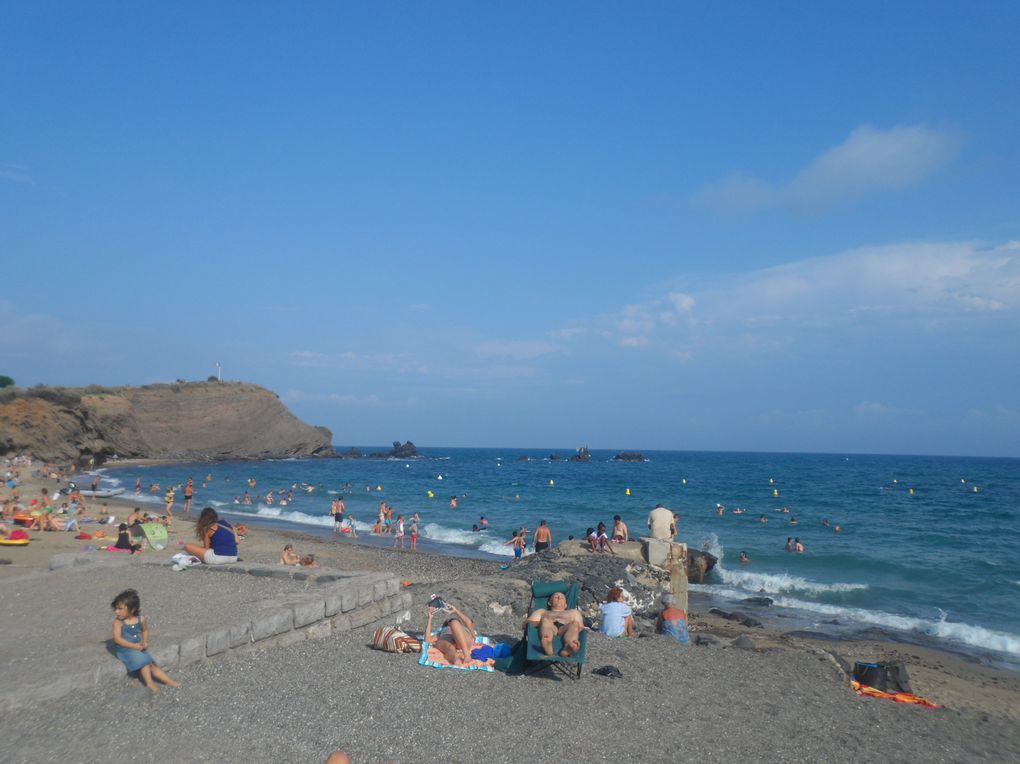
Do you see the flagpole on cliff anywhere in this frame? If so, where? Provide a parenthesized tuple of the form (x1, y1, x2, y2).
(215, 361, 221, 381)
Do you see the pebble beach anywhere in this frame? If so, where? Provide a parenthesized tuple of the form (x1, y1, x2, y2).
(2, 469, 1019, 764)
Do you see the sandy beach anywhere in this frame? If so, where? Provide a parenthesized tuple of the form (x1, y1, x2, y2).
(2, 466, 1019, 763)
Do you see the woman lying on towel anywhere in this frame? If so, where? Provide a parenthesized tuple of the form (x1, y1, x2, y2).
(424, 601, 476, 667)
(527, 591, 585, 657)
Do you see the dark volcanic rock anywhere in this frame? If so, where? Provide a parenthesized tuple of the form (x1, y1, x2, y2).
(389, 441, 418, 458)
(570, 446, 592, 462)
(612, 451, 646, 462)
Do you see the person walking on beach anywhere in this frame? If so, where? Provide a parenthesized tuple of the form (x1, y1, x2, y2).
(393, 514, 406, 548)
(533, 520, 552, 553)
(409, 516, 419, 550)
(647, 503, 675, 541)
(111, 589, 180, 697)
(164, 486, 175, 520)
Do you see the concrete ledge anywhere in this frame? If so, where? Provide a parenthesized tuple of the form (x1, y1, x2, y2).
(12, 558, 406, 711)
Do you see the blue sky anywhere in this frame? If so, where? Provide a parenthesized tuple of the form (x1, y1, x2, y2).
(2, 2, 1018, 456)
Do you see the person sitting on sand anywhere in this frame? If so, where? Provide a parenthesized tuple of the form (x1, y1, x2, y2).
(280, 544, 301, 566)
(655, 593, 689, 644)
(182, 507, 238, 566)
(115, 522, 142, 554)
(527, 591, 585, 657)
(599, 587, 635, 638)
(300, 554, 318, 568)
(424, 601, 476, 666)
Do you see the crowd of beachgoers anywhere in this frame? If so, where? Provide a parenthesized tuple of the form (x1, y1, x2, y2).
(3, 453, 1020, 762)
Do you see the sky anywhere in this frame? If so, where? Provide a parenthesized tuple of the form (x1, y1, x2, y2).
(2, 2, 1019, 457)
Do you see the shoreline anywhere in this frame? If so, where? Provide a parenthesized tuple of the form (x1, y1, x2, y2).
(13, 466, 1020, 677)
(3, 465, 1020, 763)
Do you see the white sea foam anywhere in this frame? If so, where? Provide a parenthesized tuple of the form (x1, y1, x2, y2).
(254, 504, 333, 528)
(422, 523, 513, 557)
(690, 585, 1020, 656)
(715, 565, 869, 595)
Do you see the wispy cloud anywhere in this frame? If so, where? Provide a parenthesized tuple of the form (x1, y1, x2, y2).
(595, 240, 1020, 355)
(855, 401, 897, 416)
(475, 339, 556, 359)
(694, 124, 964, 212)
(288, 350, 426, 374)
(0, 164, 35, 185)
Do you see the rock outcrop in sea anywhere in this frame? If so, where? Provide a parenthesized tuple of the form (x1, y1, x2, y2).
(0, 381, 335, 462)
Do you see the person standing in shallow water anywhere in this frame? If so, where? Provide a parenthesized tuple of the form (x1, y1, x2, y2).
(183, 478, 194, 514)
(533, 520, 552, 552)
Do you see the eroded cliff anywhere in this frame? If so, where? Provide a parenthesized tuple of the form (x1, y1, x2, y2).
(0, 381, 335, 462)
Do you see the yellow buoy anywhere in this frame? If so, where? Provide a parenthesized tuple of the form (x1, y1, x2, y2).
(961, 478, 966, 484)
(427, 490, 434, 498)
(769, 478, 774, 485)
(376, 485, 382, 491)
(625, 488, 631, 496)
(773, 488, 779, 497)
(909, 488, 915, 496)
(973, 486, 979, 493)
(681, 478, 687, 486)
(549, 479, 554, 487)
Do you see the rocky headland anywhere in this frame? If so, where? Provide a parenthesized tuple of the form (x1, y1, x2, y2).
(0, 381, 335, 462)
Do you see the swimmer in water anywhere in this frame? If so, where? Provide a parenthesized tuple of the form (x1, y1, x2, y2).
(739, 551, 750, 564)
(794, 538, 805, 553)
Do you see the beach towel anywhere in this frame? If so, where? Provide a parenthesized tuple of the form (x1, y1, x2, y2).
(850, 680, 940, 708)
(419, 633, 497, 672)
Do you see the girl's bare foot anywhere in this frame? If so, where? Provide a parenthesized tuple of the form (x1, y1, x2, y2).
(165, 678, 181, 688)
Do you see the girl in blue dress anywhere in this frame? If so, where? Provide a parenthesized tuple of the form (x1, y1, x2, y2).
(111, 589, 180, 696)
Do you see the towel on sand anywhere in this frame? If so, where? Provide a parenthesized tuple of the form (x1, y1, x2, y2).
(419, 633, 496, 672)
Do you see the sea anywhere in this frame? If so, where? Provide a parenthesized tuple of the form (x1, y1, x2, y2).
(91, 448, 1020, 668)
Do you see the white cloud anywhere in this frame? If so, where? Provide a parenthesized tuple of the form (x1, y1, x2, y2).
(596, 240, 1020, 358)
(695, 124, 964, 212)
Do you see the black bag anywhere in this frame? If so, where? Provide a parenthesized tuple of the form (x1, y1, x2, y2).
(853, 661, 913, 694)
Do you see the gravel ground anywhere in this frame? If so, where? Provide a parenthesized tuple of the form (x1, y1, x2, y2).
(2, 612, 1016, 764)
(0, 560, 330, 686)
(3, 499, 1018, 764)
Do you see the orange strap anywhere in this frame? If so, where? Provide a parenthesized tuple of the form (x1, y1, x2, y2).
(851, 680, 940, 708)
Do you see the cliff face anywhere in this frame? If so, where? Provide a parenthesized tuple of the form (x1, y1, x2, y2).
(0, 382, 335, 462)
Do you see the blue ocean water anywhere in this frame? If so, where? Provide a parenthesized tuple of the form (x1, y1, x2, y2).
(96, 448, 1020, 663)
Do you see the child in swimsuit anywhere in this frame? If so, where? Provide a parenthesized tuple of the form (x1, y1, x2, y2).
(111, 589, 180, 696)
